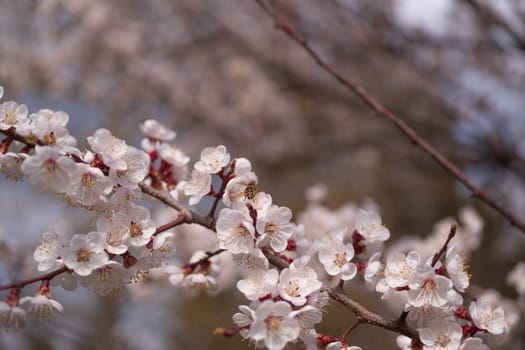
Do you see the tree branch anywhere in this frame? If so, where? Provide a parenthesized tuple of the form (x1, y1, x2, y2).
(0, 266, 68, 292)
(139, 183, 214, 230)
(462, 0, 525, 52)
(265, 254, 420, 341)
(253, 0, 525, 235)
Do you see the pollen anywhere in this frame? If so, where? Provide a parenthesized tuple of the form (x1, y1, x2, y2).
(235, 224, 250, 237)
(2, 111, 17, 126)
(422, 278, 436, 292)
(44, 158, 57, 172)
(130, 222, 143, 237)
(265, 222, 279, 235)
(76, 248, 92, 262)
(333, 252, 348, 267)
(264, 313, 282, 331)
(285, 280, 300, 297)
(436, 334, 451, 347)
(81, 172, 97, 187)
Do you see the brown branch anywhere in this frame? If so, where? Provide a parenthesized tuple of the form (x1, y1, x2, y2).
(139, 182, 215, 230)
(340, 318, 362, 340)
(462, 0, 525, 52)
(265, 254, 420, 341)
(253, 0, 525, 235)
(0, 266, 68, 292)
(0, 211, 197, 293)
(431, 224, 457, 267)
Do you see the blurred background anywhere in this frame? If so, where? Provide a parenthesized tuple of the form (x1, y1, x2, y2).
(0, 0, 524, 349)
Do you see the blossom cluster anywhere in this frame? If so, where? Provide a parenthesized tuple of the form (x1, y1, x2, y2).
(0, 86, 523, 350)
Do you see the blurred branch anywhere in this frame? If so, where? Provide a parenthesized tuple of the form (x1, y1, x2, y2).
(462, 0, 525, 52)
(253, 0, 525, 235)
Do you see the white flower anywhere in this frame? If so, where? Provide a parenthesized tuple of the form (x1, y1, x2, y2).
(318, 240, 356, 281)
(147, 231, 176, 267)
(97, 216, 130, 255)
(233, 305, 255, 339)
(355, 209, 390, 243)
(0, 86, 3, 99)
(78, 261, 130, 295)
(290, 305, 322, 329)
(249, 300, 301, 350)
(69, 164, 113, 205)
(0, 302, 26, 329)
(460, 338, 489, 350)
(0, 101, 29, 130)
(87, 128, 128, 170)
(396, 335, 415, 350)
(140, 119, 176, 141)
(21, 146, 77, 192)
(469, 300, 506, 335)
(277, 259, 322, 306)
(183, 168, 212, 205)
(507, 261, 525, 296)
(30, 108, 69, 126)
(232, 248, 269, 273)
(195, 145, 230, 174)
(222, 171, 258, 206)
(419, 320, 462, 350)
(50, 271, 78, 291)
(125, 205, 156, 247)
(384, 251, 420, 288)
(326, 342, 362, 350)
(364, 252, 384, 289)
(185, 273, 218, 294)
(237, 269, 279, 301)
(1, 152, 27, 181)
(109, 146, 150, 189)
(256, 205, 294, 252)
(232, 157, 252, 176)
(406, 305, 454, 328)
(407, 264, 452, 307)
(28, 109, 76, 147)
(216, 208, 255, 254)
(445, 247, 469, 292)
(33, 231, 62, 272)
(158, 143, 189, 167)
(61, 232, 109, 276)
(19, 295, 63, 321)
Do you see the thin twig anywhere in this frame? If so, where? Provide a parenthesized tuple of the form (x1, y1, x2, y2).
(139, 182, 214, 230)
(253, 0, 525, 235)
(431, 224, 457, 267)
(0, 266, 68, 292)
(462, 0, 525, 52)
(340, 318, 362, 340)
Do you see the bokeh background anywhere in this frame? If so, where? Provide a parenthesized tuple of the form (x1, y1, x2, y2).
(0, 0, 524, 349)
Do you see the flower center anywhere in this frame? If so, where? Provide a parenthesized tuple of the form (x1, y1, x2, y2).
(422, 278, 436, 292)
(76, 248, 92, 262)
(235, 224, 250, 237)
(285, 280, 300, 297)
(44, 158, 57, 172)
(2, 110, 17, 126)
(436, 334, 451, 347)
(130, 222, 142, 238)
(81, 172, 97, 187)
(265, 222, 279, 235)
(43, 132, 56, 146)
(265, 313, 282, 331)
(334, 252, 347, 267)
